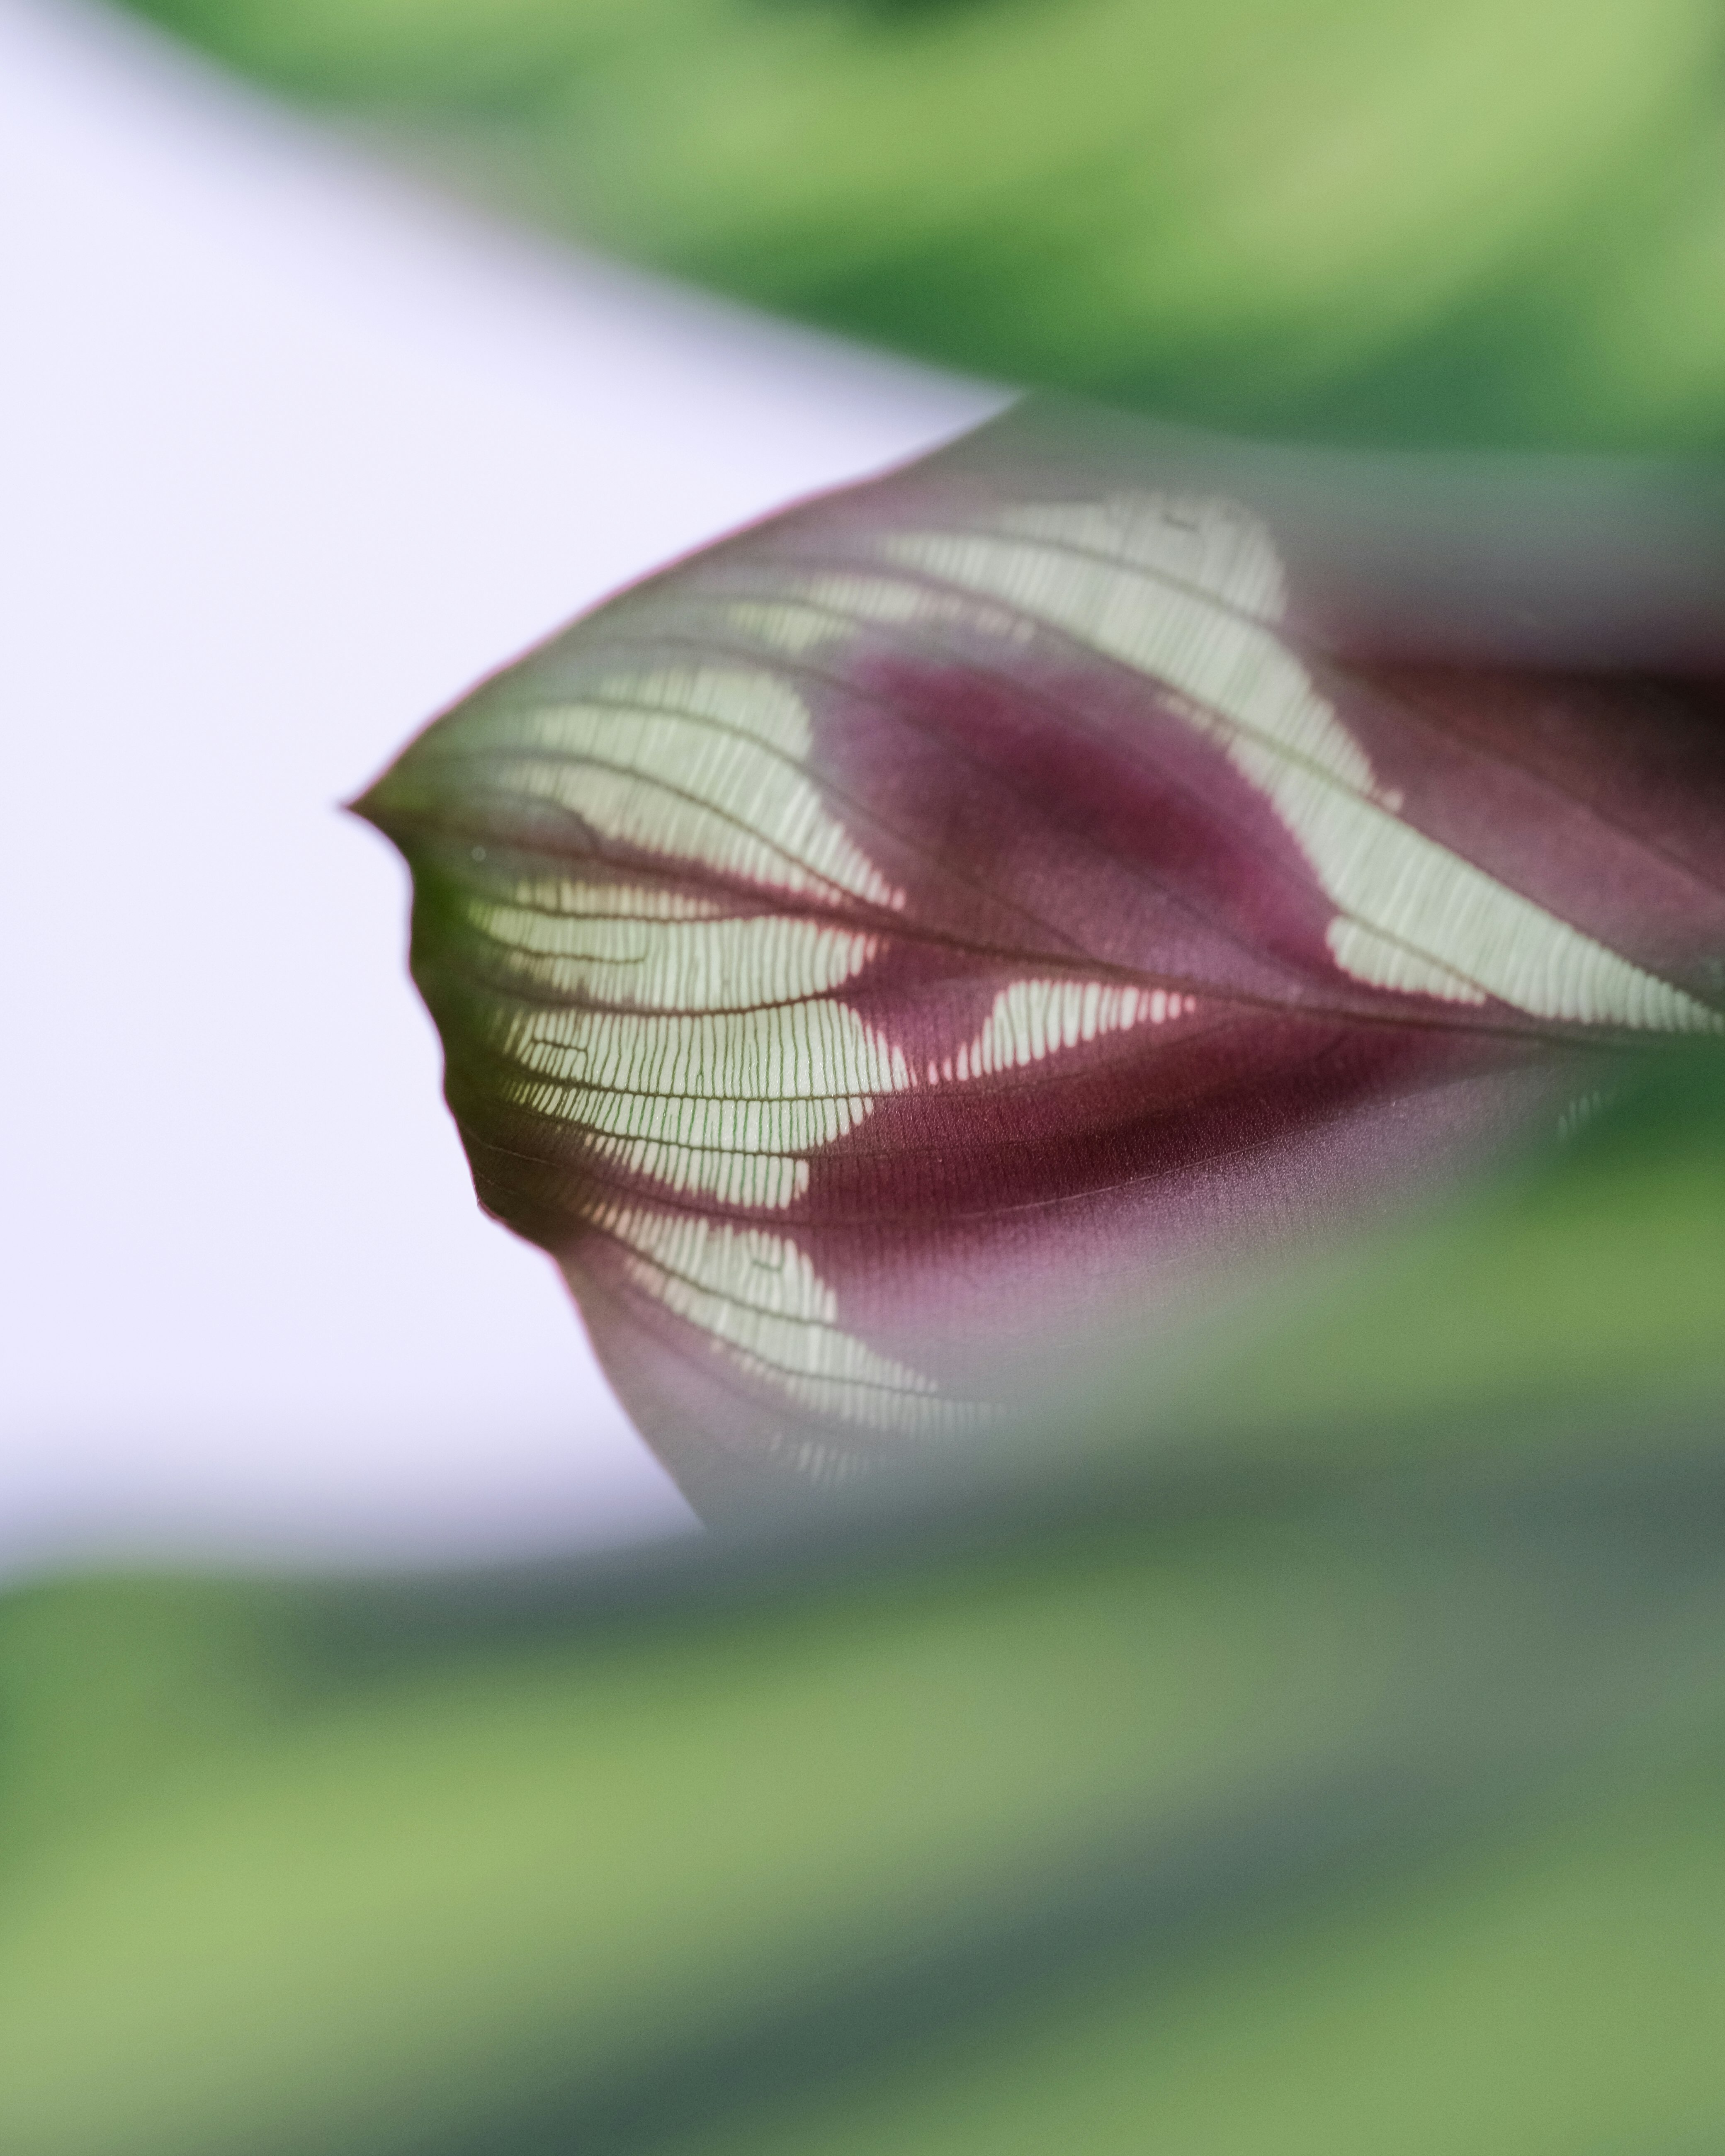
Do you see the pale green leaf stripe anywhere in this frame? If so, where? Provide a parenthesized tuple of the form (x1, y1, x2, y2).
(884, 500, 1718, 1032)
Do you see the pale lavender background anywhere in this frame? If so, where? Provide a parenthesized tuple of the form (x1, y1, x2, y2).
(0, 0, 1003, 1572)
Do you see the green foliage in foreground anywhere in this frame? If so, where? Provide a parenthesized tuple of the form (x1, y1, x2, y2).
(3, 1058, 1725, 2155)
(114, 0, 1725, 451)
(1071, 1044, 1725, 1474)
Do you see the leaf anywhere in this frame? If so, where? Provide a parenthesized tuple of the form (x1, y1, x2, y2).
(7, 1433, 1725, 2154)
(355, 406, 1725, 1515)
(113, 0, 1725, 450)
(1071, 1034, 1725, 1476)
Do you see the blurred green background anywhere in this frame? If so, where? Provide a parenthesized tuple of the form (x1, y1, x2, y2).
(109, 0, 1725, 449)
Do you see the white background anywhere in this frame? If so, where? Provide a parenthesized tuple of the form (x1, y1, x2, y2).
(0, 0, 1001, 1573)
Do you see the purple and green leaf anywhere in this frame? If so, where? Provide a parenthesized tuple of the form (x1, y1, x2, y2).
(357, 410, 1725, 1514)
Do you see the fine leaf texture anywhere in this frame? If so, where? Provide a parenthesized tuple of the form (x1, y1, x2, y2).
(356, 408, 1725, 1515)
(113, 0, 1725, 451)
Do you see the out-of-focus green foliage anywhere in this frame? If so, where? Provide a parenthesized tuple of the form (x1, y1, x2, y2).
(7, 1455, 1725, 2156)
(4, 1056, 1725, 2154)
(114, 0, 1725, 449)
(1069, 1044, 1725, 1477)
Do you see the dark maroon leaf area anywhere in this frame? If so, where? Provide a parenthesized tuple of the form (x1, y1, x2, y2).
(363, 425, 1725, 1509)
(406, 644, 1588, 1452)
(773, 655, 1577, 1356)
(1329, 670, 1725, 999)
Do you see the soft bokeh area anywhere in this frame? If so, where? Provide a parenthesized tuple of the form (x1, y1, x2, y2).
(0, 0, 999, 1572)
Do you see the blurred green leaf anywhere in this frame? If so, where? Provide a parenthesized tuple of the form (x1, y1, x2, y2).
(1064, 1040, 1725, 1478)
(5, 1415, 1725, 2153)
(115, 0, 1725, 449)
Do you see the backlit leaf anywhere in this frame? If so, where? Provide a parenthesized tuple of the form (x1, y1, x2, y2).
(356, 408, 1725, 1514)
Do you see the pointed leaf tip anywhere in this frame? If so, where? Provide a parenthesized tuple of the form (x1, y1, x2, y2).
(365, 413, 1725, 1515)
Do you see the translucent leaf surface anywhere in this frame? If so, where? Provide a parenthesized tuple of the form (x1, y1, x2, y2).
(357, 408, 1725, 1513)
